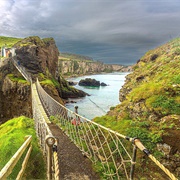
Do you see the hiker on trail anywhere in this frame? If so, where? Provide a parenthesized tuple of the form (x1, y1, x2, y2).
(71, 106, 81, 126)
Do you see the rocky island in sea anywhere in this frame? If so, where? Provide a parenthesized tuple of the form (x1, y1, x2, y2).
(78, 78, 107, 87)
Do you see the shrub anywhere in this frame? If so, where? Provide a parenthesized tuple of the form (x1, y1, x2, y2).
(151, 95, 180, 115)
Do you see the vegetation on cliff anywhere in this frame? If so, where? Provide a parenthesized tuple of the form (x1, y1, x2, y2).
(14, 36, 55, 47)
(0, 116, 46, 179)
(94, 37, 180, 178)
(0, 62, 32, 121)
(38, 72, 87, 100)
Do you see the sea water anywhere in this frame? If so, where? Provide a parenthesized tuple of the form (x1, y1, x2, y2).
(66, 72, 129, 119)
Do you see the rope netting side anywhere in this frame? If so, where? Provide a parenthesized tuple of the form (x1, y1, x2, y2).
(36, 78, 178, 180)
(31, 83, 60, 180)
(36, 79, 133, 179)
(31, 84, 52, 153)
(12, 59, 60, 179)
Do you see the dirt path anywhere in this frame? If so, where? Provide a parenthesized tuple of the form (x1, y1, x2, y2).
(49, 123, 100, 180)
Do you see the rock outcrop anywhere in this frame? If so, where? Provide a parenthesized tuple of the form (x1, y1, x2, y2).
(14, 36, 59, 77)
(79, 78, 100, 87)
(0, 60, 31, 123)
(13, 36, 87, 99)
(79, 78, 107, 87)
(0, 36, 88, 123)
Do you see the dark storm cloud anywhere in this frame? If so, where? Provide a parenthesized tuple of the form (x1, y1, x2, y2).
(1, 0, 180, 65)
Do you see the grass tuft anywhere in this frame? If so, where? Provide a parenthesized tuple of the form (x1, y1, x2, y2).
(0, 116, 46, 179)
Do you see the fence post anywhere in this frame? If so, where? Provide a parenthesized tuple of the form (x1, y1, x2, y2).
(130, 144, 137, 180)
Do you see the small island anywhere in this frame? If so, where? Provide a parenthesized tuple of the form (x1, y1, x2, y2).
(78, 78, 107, 87)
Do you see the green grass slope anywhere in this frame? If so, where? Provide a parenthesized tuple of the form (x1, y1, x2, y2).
(0, 116, 46, 179)
(94, 37, 180, 179)
(60, 52, 93, 61)
(0, 36, 22, 48)
(122, 38, 180, 117)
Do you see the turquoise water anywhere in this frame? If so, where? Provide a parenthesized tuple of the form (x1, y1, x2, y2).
(66, 72, 129, 119)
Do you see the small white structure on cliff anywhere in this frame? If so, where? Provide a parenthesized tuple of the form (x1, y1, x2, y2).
(1, 47, 16, 57)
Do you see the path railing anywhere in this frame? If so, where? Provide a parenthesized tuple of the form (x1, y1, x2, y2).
(0, 135, 32, 180)
(36, 79, 178, 180)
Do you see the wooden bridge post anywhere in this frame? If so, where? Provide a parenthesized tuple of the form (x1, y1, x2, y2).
(130, 144, 137, 180)
(46, 135, 56, 180)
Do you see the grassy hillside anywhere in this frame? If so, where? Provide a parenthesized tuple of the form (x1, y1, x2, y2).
(94, 37, 180, 179)
(0, 36, 22, 48)
(59, 52, 94, 62)
(0, 116, 46, 179)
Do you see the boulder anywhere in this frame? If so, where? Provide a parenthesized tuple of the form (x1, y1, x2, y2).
(100, 82, 107, 86)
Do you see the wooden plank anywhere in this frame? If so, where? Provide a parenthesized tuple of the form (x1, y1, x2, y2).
(16, 145, 33, 180)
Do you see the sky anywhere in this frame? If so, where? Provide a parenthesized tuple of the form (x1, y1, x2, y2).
(0, 0, 180, 65)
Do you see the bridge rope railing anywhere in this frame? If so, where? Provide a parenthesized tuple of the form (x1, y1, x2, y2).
(11, 58, 60, 180)
(0, 135, 32, 180)
(31, 83, 59, 180)
(36, 78, 178, 180)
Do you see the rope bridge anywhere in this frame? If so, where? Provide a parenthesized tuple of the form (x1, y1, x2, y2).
(1, 56, 178, 180)
(36, 79, 178, 180)
(9, 58, 60, 180)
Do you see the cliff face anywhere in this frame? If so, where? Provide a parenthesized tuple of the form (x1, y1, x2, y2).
(58, 58, 131, 76)
(0, 36, 87, 123)
(0, 60, 31, 123)
(14, 36, 59, 77)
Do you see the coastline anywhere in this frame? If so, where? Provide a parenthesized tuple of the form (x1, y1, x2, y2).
(65, 72, 129, 119)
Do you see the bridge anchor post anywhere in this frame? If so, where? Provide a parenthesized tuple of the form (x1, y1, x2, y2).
(46, 135, 56, 180)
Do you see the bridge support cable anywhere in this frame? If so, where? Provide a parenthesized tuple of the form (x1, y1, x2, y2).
(0, 136, 32, 180)
(36, 78, 178, 180)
